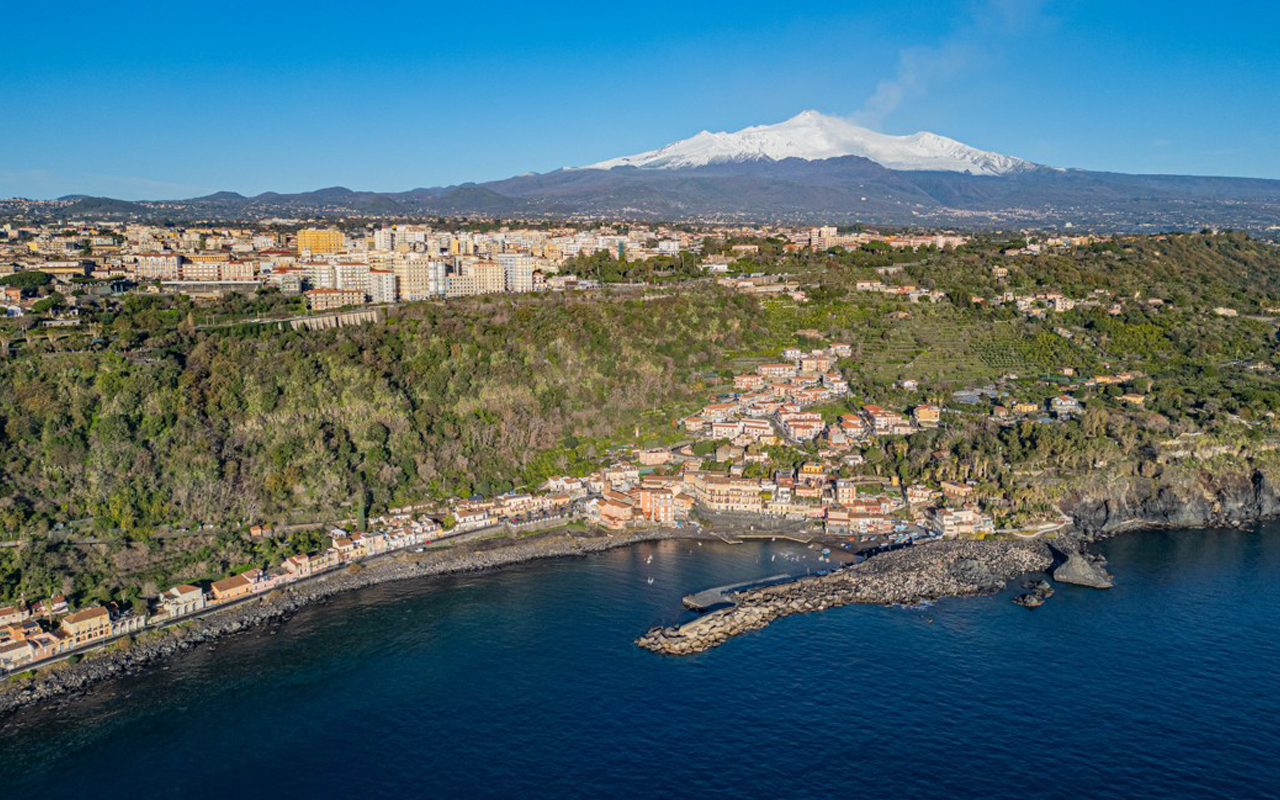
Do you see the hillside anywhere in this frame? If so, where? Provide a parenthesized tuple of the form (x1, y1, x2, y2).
(3, 233, 1280, 605)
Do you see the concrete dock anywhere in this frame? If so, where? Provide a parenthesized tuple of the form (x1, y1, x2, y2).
(682, 574, 799, 611)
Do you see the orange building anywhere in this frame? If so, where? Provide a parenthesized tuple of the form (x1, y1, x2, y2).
(210, 574, 254, 602)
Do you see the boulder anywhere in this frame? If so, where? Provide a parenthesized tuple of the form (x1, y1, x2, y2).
(1052, 547, 1113, 589)
(951, 556, 1000, 592)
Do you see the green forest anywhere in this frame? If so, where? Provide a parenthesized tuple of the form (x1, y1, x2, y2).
(3, 230, 1280, 604)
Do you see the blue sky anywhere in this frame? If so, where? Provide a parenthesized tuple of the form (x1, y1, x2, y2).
(3, 0, 1278, 199)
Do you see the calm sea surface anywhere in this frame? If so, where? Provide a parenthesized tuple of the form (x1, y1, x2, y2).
(3, 526, 1279, 799)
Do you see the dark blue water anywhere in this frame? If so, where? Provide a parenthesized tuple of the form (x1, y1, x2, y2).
(3, 527, 1280, 799)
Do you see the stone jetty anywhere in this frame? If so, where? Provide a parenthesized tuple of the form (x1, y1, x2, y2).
(637, 540, 1053, 655)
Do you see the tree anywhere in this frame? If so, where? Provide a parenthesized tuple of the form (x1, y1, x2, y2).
(0, 272, 53, 290)
(31, 293, 65, 314)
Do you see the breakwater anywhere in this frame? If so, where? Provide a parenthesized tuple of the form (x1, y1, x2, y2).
(638, 540, 1054, 655)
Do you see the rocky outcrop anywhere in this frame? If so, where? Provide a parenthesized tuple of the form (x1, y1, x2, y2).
(1013, 579, 1055, 608)
(637, 541, 1053, 655)
(1063, 466, 1280, 540)
(1052, 547, 1114, 589)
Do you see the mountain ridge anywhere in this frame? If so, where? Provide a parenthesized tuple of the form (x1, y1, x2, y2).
(582, 110, 1038, 177)
(9, 112, 1280, 230)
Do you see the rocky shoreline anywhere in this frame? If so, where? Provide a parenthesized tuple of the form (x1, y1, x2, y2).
(0, 526, 709, 719)
(7, 462, 1279, 717)
(1062, 466, 1280, 540)
(637, 540, 1055, 655)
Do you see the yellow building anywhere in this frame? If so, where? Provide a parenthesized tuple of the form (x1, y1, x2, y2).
(470, 260, 505, 294)
(297, 229, 345, 255)
(61, 607, 111, 646)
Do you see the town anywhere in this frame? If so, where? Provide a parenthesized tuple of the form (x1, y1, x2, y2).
(1, 220, 979, 318)
(2, 335, 1124, 677)
(2, 217, 1277, 697)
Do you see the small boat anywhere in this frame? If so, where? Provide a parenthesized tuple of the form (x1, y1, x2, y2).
(647, 577, 655, 585)
(646, 555, 653, 564)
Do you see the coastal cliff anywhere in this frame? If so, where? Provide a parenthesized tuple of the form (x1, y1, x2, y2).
(1062, 462, 1280, 539)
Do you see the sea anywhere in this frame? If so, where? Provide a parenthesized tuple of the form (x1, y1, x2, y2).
(2, 525, 1279, 799)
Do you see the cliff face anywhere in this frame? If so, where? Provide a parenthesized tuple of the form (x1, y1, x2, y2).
(1062, 466, 1280, 539)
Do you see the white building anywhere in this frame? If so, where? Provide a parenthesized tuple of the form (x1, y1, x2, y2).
(373, 227, 396, 252)
(497, 252, 536, 293)
(368, 269, 397, 304)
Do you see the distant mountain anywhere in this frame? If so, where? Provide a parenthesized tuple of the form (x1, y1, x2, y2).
(192, 191, 247, 201)
(583, 111, 1037, 177)
(20, 111, 1280, 230)
(58, 196, 152, 217)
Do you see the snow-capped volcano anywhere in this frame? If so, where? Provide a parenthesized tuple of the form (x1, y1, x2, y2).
(584, 110, 1036, 177)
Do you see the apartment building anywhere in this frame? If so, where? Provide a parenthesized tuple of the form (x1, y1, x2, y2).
(306, 288, 365, 311)
(297, 229, 345, 255)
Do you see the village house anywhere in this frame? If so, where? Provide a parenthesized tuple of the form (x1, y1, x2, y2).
(60, 607, 112, 647)
(31, 596, 68, 618)
(311, 549, 341, 571)
(834, 479, 858, 506)
(602, 465, 641, 489)
(695, 475, 765, 513)
(0, 640, 35, 671)
(847, 495, 895, 516)
(637, 487, 676, 524)
(28, 632, 68, 662)
(1051, 395, 1083, 417)
(800, 354, 835, 373)
(1, 619, 42, 644)
(849, 515, 894, 536)
(932, 508, 995, 538)
(825, 506, 853, 533)
(798, 462, 828, 486)
(941, 481, 977, 503)
(863, 405, 912, 436)
(543, 475, 589, 497)
(452, 507, 493, 531)
(758, 363, 798, 379)
(0, 604, 31, 626)
(711, 420, 744, 439)
(599, 496, 635, 530)
(210, 574, 254, 603)
(636, 448, 671, 466)
(913, 404, 941, 427)
(159, 584, 206, 618)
